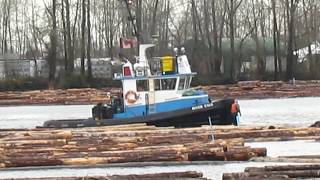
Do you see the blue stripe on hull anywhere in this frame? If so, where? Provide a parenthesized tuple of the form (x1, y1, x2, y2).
(114, 95, 209, 119)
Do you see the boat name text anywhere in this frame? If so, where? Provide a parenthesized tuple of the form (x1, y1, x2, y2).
(192, 103, 214, 111)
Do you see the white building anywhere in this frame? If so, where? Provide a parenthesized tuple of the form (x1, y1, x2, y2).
(0, 59, 31, 78)
(294, 41, 320, 62)
(240, 55, 287, 74)
(74, 58, 113, 78)
(0, 53, 48, 79)
(0, 61, 5, 78)
(0, 56, 113, 79)
(30, 59, 49, 77)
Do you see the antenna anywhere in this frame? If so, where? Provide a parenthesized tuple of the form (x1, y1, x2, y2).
(120, 0, 139, 41)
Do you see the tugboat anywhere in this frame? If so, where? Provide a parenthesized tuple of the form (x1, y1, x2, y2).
(43, 44, 235, 128)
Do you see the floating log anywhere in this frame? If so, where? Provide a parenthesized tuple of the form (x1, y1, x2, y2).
(214, 128, 320, 139)
(224, 147, 267, 161)
(0, 141, 264, 167)
(6, 171, 207, 180)
(0, 125, 268, 168)
(278, 155, 320, 159)
(0, 157, 63, 168)
(1, 125, 319, 142)
(2, 124, 319, 168)
(109, 171, 206, 179)
(223, 170, 320, 179)
(245, 164, 320, 172)
(250, 156, 320, 163)
(223, 164, 320, 180)
(223, 172, 290, 180)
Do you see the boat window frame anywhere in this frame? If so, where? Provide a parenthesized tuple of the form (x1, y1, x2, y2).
(154, 79, 161, 91)
(161, 78, 177, 91)
(185, 77, 192, 89)
(178, 77, 186, 90)
(154, 77, 178, 91)
(136, 80, 149, 92)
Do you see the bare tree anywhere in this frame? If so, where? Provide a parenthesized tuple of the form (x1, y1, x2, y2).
(302, 0, 314, 76)
(229, 0, 243, 81)
(80, 0, 86, 75)
(65, 0, 74, 74)
(46, 0, 58, 88)
(2, 0, 320, 86)
(87, 0, 92, 80)
(286, 0, 299, 81)
(271, 0, 279, 80)
(212, 0, 222, 75)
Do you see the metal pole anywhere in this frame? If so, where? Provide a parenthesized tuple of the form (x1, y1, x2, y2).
(123, 0, 139, 39)
(208, 116, 214, 141)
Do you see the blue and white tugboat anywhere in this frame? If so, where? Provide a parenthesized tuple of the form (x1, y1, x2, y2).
(43, 44, 235, 128)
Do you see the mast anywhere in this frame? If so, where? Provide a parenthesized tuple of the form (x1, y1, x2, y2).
(121, 0, 140, 44)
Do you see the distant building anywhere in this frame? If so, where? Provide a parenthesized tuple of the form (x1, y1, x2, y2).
(0, 55, 114, 79)
(0, 54, 48, 79)
(0, 61, 5, 78)
(293, 41, 320, 78)
(218, 37, 287, 79)
(30, 59, 49, 77)
(241, 55, 286, 73)
(74, 58, 113, 78)
(4, 59, 31, 77)
(0, 54, 31, 78)
(294, 41, 320, 62)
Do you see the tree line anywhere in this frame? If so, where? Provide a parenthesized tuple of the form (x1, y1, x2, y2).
(0, 0, 319, 87)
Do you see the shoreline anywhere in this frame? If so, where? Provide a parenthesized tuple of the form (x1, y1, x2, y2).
(0, 80, 320, 106)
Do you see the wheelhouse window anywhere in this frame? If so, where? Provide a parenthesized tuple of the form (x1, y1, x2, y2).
(136, 80, 149, 92)
(154, 79, 161, 91)
(185, 77, 192, 89)
(161, 78, 177, 90)
(178, 77, 186, 90)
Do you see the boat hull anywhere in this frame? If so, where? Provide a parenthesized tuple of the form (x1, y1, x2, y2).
(42, 98, 235, 128)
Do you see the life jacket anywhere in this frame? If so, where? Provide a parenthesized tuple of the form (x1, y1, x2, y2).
(231, 103, 238, 113)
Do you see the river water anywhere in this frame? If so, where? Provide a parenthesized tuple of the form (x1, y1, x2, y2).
(0, 97, 319, 179)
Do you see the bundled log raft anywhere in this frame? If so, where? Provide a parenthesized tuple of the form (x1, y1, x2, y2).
(4, 171, 208, 180)
(204, 80, 320, 99)
(0, 88, 119, 105)
(223, 164, 320, 180)
(1, 124, 319, 168)
(1, 80, 320, 105)
(0, 124, 268, 168)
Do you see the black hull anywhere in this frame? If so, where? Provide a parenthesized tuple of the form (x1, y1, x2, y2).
(42, 99, 235, 128)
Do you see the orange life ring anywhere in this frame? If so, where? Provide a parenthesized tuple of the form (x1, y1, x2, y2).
(125, 90, 138, 104)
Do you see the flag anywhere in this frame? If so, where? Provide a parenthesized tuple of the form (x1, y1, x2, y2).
(120, 38, 137, 49)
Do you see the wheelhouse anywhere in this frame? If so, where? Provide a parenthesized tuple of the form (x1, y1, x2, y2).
(110, 44, 209, 119)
